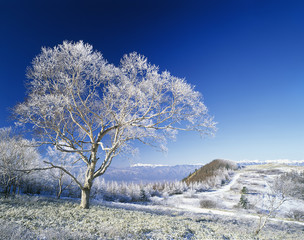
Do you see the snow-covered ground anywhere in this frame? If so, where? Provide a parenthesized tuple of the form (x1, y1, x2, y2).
(104, 165, 304, 224)
(1, 164, 304, 239)
(150, 164, 304, 221)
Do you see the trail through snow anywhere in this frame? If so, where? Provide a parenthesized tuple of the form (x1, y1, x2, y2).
(201, 172, 241, 195)
(166, 172, 242, 211)
(98, 170, 304, 227)
(161, 171, 304, 226)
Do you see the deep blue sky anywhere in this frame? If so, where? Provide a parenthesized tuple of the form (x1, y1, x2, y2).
(1, 0, 304, 166)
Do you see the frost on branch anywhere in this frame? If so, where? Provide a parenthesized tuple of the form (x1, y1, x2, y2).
(13, 41, 216, 208)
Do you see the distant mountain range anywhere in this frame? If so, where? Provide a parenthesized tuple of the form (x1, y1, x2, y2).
(237, 159, 304, 167)
(101, 159, 304, 183)
(102, 164, 201, 183)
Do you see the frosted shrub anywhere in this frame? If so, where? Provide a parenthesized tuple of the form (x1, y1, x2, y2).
(88, 178, 226, 203)
(279, 170, 304, 199)
(183, 189, 197, 198)
(139, 189, 149, 201)
(162, 181, 187, 196)
(91, 180, 155, 202)
(90, 180, 196, 202)
(287, 209, 304, 221)
(241, 186, 248, 194)
(189, 181, 209, 192)
(200, 199, 217, 208)
(0, 128, 42, 197)
(239, 195, 250, 209)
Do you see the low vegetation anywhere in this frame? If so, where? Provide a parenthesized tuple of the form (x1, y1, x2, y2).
(199, 199, 217, 209)
(1, 195, 303, 240)
(2, 157, 304, 239)
(1, 159, 234, 203)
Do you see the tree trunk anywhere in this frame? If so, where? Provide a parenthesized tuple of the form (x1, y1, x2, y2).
(57, 186, 62, 199)
(12, 184, 17, 195)
(80, 149, 97, 209)
(80, 188, 91, 209)
(4, 186, 9, 198)
(57, 178, 63, 199)
(8, 184, 12, 195)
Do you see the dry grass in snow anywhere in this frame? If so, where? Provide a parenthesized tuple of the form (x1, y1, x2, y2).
(0, 195, 303, 240)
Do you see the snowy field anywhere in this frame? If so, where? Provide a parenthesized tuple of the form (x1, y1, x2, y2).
(1, 164, 304, 239)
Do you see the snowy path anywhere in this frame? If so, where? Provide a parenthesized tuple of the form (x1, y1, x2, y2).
(98, 171, 304, 228)
(160, 173, 242, 212)
(100, 195, 304, 227)
(165, 172, 242, 212)
(218, 172, 241, 192)
(160, 172, 304, 226)
(199, 172, 241, 195)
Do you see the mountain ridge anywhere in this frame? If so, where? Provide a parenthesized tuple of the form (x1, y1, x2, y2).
(102, 159, 304, 183)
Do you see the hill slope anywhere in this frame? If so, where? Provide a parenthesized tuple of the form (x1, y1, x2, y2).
(183, 159, 237, 184)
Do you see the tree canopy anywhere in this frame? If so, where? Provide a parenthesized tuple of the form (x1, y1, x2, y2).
(14, 41, 216, 208)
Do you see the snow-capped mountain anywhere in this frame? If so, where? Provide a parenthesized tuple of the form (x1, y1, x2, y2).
(101, 164, 202, 183)
(101, 159, 304, 183)
(237, 159, 304, 167)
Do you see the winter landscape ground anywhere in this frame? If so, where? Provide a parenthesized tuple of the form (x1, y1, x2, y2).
(1, 163, 304, 239)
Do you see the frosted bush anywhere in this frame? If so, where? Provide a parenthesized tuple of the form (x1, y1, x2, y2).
(90, 179, 203, 203)
(183, 189, 197, 198)
(200, 199, 217, 209)
(286, 208, 304, 221)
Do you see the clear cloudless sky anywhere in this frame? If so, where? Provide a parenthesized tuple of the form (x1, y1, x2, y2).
(0, 0, 304, 166)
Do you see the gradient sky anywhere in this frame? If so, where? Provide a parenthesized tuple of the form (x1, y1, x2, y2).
(1, 0, 304, 166)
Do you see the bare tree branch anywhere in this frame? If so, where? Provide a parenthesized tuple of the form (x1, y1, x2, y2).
(43, 161, 83, 189)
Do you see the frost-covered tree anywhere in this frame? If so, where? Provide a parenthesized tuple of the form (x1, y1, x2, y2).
(255, 176, 294, 235)
(0, 127, 40, 196)
(46, 146, 79, 198)
(14, 41, 216, 208)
